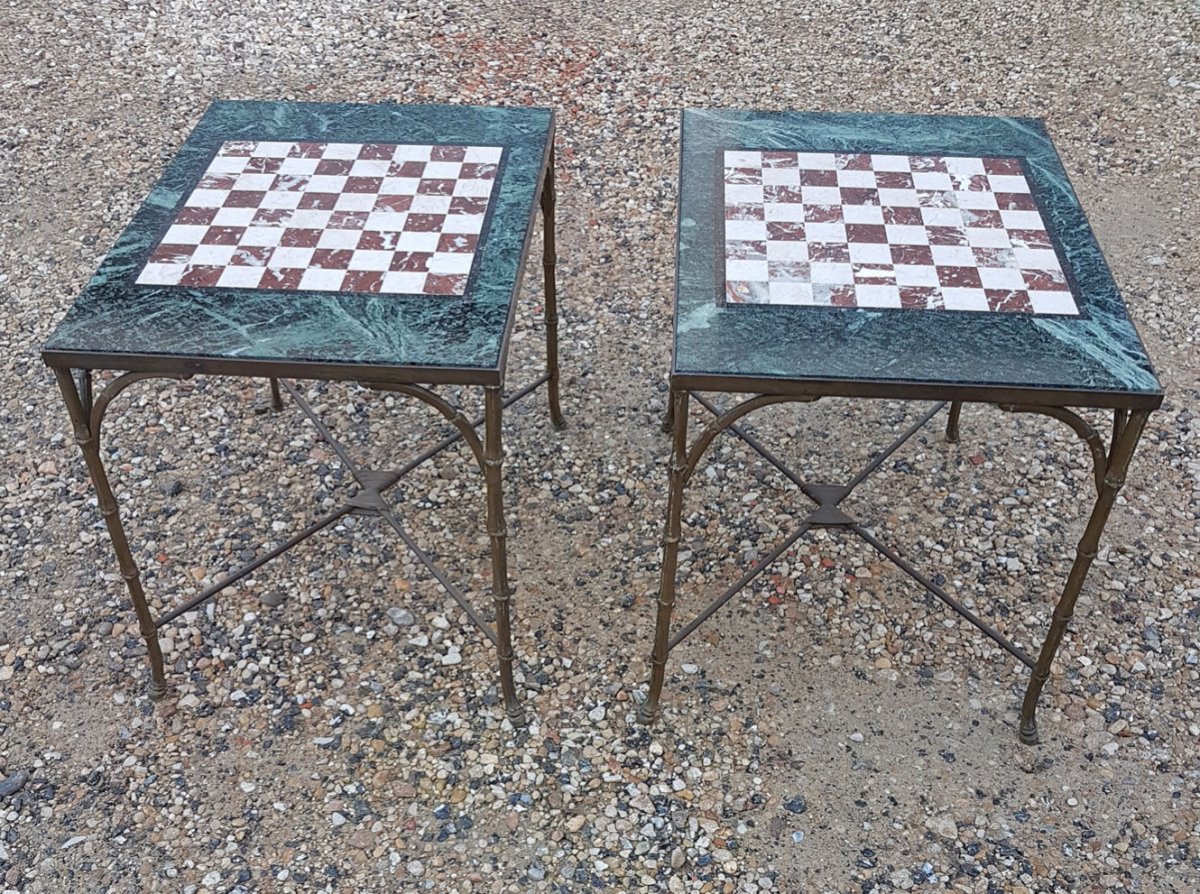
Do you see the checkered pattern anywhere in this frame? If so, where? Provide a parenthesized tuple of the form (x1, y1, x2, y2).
(136, 141, 502, 296)
(722, 151, 1079, 315)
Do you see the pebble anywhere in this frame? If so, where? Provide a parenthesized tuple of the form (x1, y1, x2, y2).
(0, 770, 29, 798)
(386, 606, 415, 627)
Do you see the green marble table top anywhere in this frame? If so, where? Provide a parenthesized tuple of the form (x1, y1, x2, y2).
(675, 109, 1162, 409)
(43, 100, 554, 385)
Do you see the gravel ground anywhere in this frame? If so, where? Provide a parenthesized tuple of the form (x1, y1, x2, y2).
(2, 1, 1199, 892)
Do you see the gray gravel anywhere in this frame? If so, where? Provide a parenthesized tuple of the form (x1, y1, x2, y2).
(2, 1, 1199, 892)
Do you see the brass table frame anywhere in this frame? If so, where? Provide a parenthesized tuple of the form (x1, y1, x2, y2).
(46, 150, 565, 727)
(639, 381, 1152, 744)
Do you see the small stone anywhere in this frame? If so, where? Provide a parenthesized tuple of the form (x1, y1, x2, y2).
(926, 814, 958, 839)
(240, 782, 256, 794)
(588, 704, 606, 722)
(441, 650, 462, 666)
(202, 871, 221, 887)
(783, 796, 807, 814)
(387, 607, 415, 627)
(791, 830, 805, 844)
(260, 590, 285, 608)
(0, 770, 29, 798)
(849, 731, 864, 743)
(670, 847, 685, 870)
(61, 835, 88, 849)
(407, 860, 425, 877)
(96, 621, 113, 636)
(331, 812, 348, 827)
(680, 663, 699, 674)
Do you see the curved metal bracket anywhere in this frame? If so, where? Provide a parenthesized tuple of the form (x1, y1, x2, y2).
(683, 393, 818, 485)
(362, 382, 486, 472)
(91, 371, 191, 450)
(997, 403, 1107, 495)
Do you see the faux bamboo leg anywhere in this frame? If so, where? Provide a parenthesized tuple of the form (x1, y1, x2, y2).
(268, 378, 284, 412)
(541, 146, 566, 429)
(1018, 410, 1149, 744)
(484, 386, 526, 725)
(638, 389, 690, 724)
(945, 401, 963, 443)
(53, 367, 168, 700)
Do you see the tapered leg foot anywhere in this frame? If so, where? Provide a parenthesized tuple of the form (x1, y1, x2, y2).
(1019, 718, 1039, 746)
(505, 701, 528, 727)
(149, 679, 168, 702)
(636, 697, 661, 726)
(268, 378, 284, 412)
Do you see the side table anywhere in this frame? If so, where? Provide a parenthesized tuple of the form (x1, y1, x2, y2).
(42, 100, 564, 724)
(640, 109, 1162, 743)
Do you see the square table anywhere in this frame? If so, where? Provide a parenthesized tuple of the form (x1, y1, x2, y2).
(640, 109, 1163, 743)
(42, 100, 565, 724)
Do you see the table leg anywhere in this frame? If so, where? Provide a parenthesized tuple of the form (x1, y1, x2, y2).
(52, 367, 168, 700)
(945, 400, 963, 443)
(1018, 409, 1150, 744)
(638, 389, 691, 724)
(484, 385, 526, 725)
(661, 391, 675, 434)
(268, 378, 284, 412)
(541, 147, 566, 430)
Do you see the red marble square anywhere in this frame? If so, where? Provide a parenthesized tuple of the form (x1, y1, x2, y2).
(425, 274, 468, 295)
(289, 142, 326, 158)
(328, 211, 370, 229)
(344, 176, 383, 194)
(342, 270, 386, 292)
(176, 207, 219, 225)
(417, 179, 455, 196)
(310, 249, 353, 270)
(299, 192, 339, 210)
(374, 195, 414, 213)
(245, 157, 283, 174)
(260, 267, 305, 289)
(431, 145, 467, 161)
(389, 252, 432, 272)
(764, 186, 803, 204)
(179, 265, 225, 287)
(225, 190, 266, 208)
(316, 159, 355, 176)
(937, 266, 983, 288)
(891, 244, 935, 266)
(846, 224, 887, 243)
(201, 226, 245, 245)
(767, 222, 805, 241)
(438, 233, 478, 253)
(280, 228, 323, 248)
(982, 157, 1022, 175)
(800, 169, 838, 187)
(405, 214, 446, 232)
(882, 206, 923, 226)
(840, 187, 880, 206)
(358, 144, 396, 160)
(986, 289, 1033, 312)
(392, 160, 427, 178)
